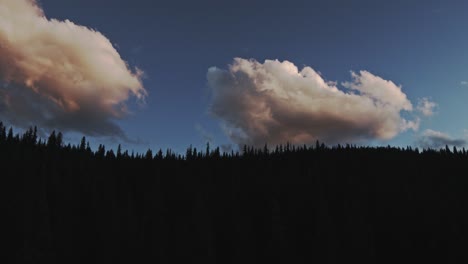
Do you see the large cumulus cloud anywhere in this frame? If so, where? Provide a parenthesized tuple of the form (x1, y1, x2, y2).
(208, 58, 419, 146)
(0, 0, 146, 137)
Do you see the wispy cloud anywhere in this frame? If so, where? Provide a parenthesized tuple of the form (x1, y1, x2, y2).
(0, 0, 146, 137)
(417, 129, 467, 149)
(417, 97, 437, 117)
(208, 58, 420, 147)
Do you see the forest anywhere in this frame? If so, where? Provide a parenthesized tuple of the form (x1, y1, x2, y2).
(3, 122, 468, 263)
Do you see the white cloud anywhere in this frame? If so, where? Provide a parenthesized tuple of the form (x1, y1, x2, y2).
(461, 81, 468, 86)
(207, 58, 419, 147)
(417, 129, 467, 149)
(416, 97, 437, 117)
(0, 0, 146, 137)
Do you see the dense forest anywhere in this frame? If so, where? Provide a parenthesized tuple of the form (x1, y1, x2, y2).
(3, 122, 468, 263)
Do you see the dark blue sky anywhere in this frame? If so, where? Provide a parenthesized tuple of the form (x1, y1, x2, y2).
(38, 0, 468, 152)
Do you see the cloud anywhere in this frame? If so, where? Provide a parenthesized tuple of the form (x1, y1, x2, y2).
(207, 58, 419, 147)
(417, 129, 467, 149)
(461, 81, 468, 86)
(0, 0, 146, 137)
(416, 97, 437, 117)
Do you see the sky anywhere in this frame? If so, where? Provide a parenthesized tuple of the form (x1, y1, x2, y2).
(1, 0, 468, 153)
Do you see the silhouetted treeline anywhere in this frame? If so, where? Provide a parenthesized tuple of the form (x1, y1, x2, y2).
(3, 122, 468, 263)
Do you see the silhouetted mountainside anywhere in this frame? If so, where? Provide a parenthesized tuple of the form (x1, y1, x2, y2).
(3, 123, 468, 263)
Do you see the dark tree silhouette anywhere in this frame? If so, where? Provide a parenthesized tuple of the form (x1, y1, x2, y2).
(2, 123, 468, 264)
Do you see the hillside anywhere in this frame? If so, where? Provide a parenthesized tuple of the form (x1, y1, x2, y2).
(2, 123, 468, 263)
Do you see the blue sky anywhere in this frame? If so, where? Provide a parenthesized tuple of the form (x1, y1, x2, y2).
(4, 0, 468, 153)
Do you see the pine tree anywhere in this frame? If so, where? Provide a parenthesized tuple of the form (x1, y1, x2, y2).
(213, 147, 220, 158)
(0, 122, 6, 142)
(56, 132, 63, 148)
(80, 136, 86, 151)
(186, 145, 193, 160)
(7, 127, 13, 142)
(106, 149, 116, 159)
(156, 149, 163, 160)
(263, 144, 269, 155)
(206, 142, 210, 157)
(96, 144, 105, 158)
(117, 144, 122, 158)
(47, 131, 57, 148)
(145, 149, 153, 160)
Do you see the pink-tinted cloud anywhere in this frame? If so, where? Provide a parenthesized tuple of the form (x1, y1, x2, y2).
(208, 58, 419, 146)
(0, 0, 146, 137)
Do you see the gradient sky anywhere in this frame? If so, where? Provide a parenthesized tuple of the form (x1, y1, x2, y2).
(4, 0, 468, 153)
